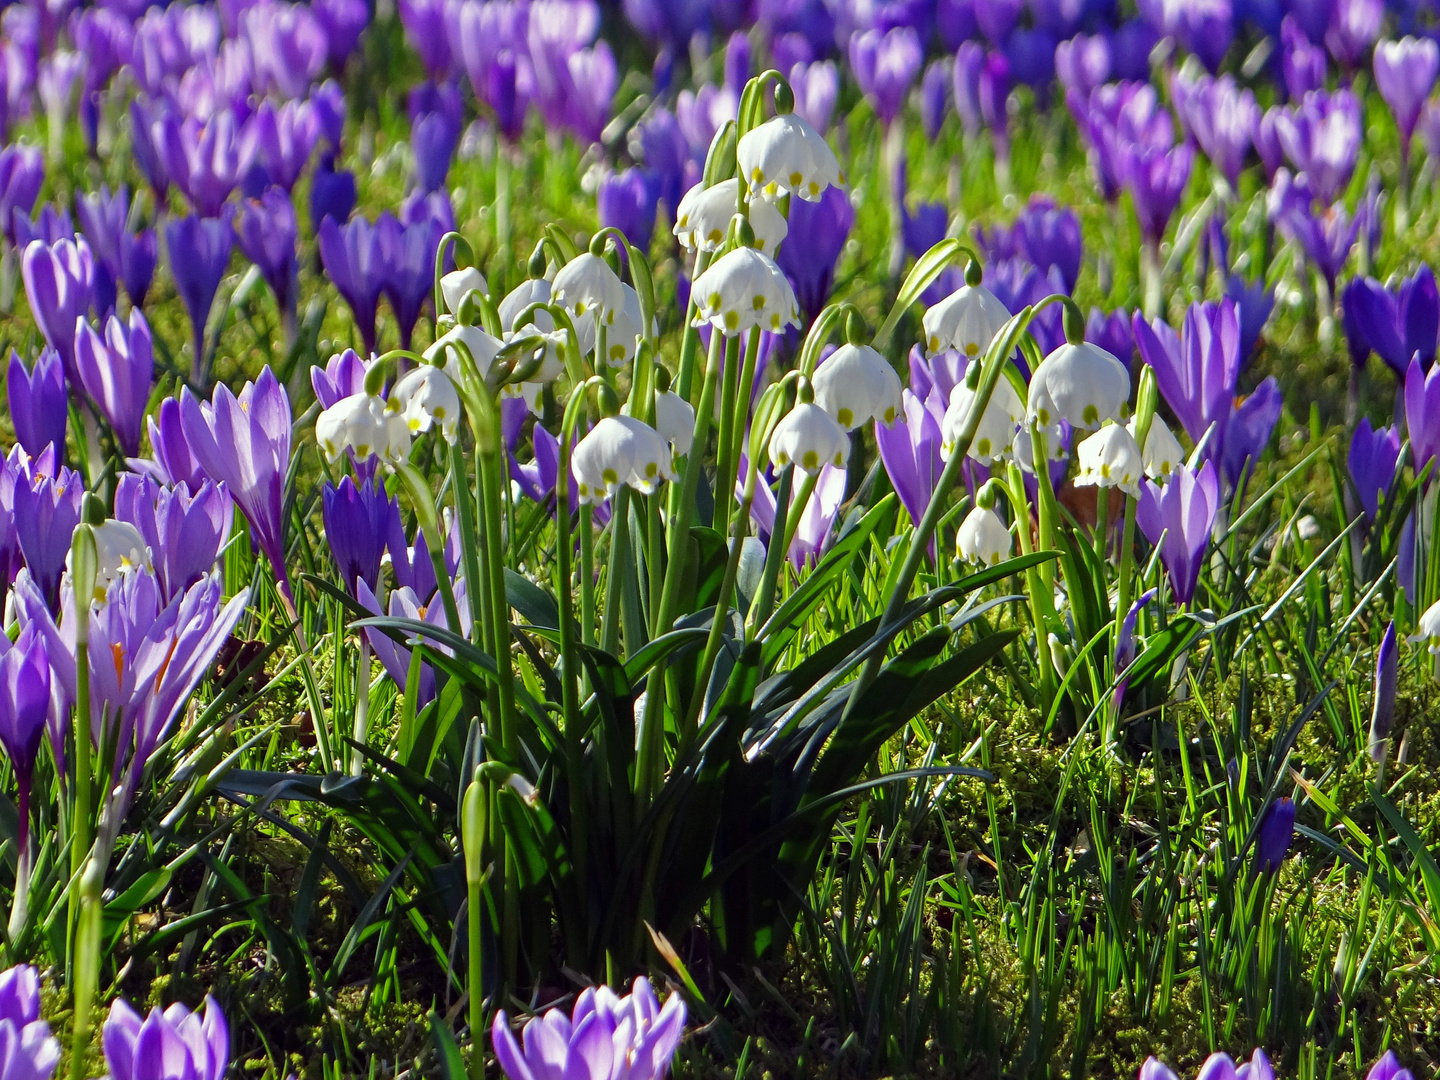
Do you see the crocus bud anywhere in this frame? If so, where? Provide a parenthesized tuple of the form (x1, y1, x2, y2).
(1370, 621, 1398, 764)
(1254, 796, 1296, 873)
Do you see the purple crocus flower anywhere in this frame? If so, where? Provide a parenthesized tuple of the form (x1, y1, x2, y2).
(102, 996, 228, 1080)
(310, 152, 357, 229)
(1070, 82, 1175, 204)
(564, 43, 617, 146)
(1254, 107, 1285, 180)
(243, 0, 327, 101)
(908, 346, 967, 407)
(1370, 620, 1398, 761)
(975, 0, 1021, 44)
(245, 98, 320, 193)
(748, 462, 847, 570)
(179, 366, 292, 598)
(0, 965, 57, 1079)
(876, 388, 945, 555)
(1254, 796, 1297, 872)
(903, 200, 958, 304)
(0, 627, 50, 868)
(1136, 459, 1219, 604)
(849, 26, 922, 128)
(399, 0, 451, 79)
(21, 236, 94, 382)
(311, 348, 371, 409)
(236, 188, 299, 332)
(114, 473, 232, 603)
(1177, 0, 1235, 73)
(75, 185, 130, 307)
(319, 214, 383, 355)
(0, 145, 43, 247)
(155, 110, 254, 217)
(1348, 418, 1401, 520)
(12, 449, 85, 611)
(488, 50, 528, 143)
(313, 0, 368, 68)
(1109, 19, 1160, 81)
(1088, 308, 1135, 370)
(1056, 33, 1112, 97)
(164, 212, 234, 380)
(74, 310, 154, 458)
(1374, 37, 1440, 160)
(131, 398, 206, 493)
(322, 476, 396, 596)
(408, 80, 461, 196)
(953, 42, 987, 138)
(356, 577, 470, 707)
(377, 212, 438, 351)
(1124, 142, 1195, 248)
(1268, 170, 1359, 295)
(1367, 1051, 1413, 1080)
(1275, 89, 1362, 205)
(1005, 28, 1058, 98)
(1176, 73, 1258, 190)
(1014, 195, 1082, 293)
(1221, 377, 1282, 487)
(492, 979, 686, 1080)
(776, 184, 854, 325)
(1343, 267, 1439, 375)
(1324, 0, 1381, 68)
(1405, 356, 1440, 472)
(919, 59, 949, 141)
(598, 169, 659, 252)
(6, 349, 67, 460)
(936, 0, 976, 49)
(119, 229, 158, 311)
(128, 98, 172, 204)
(11, 205, 73, 251)
(1112, 587, 1158, 707)
(1226, 274, 1275, 365)
(1281, 16, 1328, 100)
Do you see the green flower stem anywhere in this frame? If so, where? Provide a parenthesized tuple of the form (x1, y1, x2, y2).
(780, 470, 819, 564)
(394, 461, 465, 654)
(722, 328, 764, 533)
(555, 397, 588, 887)
(462, 776, 487, 1080)
(1114, 368, 1158, 649)
(67, 525, 97, 979)
(69, 843, 106, 1080)
(451, 441, 486, 646)
(712, 334, 744, 538)
(746, 465, 795, 638)
(1006, 462, 1056, 696)
(580, 506, 596, 648)
(600, 486, 631, 658)
(674, 252, 711, 404)
(349, 637, 371, 777)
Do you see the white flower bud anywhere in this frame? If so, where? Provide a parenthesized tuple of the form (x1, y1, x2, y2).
(737, 112, 845, 202)
(690, 246, 800, 335)
(941, 377, 1025, 464)
(921, 284, 1013, 358)
(571, 416, 678, 504)
(1027, 340, 1131, 430)
(440, 267, 488, 316)
(553, 252, 625, 326)
(654, 389, 696, 459)
(956, 507, 1011, 566)
(768, 401, 848, 474)
(391, 366, 463, 444)
(813, 343, 903, 428)
(1074, 422, 1143, 496)
(1129, 414, 1184, 481)
(316, 392, 412, 463)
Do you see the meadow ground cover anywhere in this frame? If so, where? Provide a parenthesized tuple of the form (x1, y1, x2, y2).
(6, 0, 1440, 1078)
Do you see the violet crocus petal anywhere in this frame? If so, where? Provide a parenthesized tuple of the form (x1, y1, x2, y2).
(491, 1012, 539, 1080)
(1254, 796, 1297, 872)
(6, 348, 68, 460)
(775, 185, 853, 324)
(1405, 356, 1440, 472)
(1347, 418, 1401, 520)
(1367, 1050, 1413, 1080)
(102, 999, 146, 1080)
(1221, 377, 1282, 489)
(1196, 1052, 1240, 1080)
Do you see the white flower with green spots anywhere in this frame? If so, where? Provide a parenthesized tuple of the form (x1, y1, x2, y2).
(921, 283, 1012, 358)
(768, 402, 848, 474)
(571, 416, 678, 505)
(690, 247, 799, 335)
(1027, 340, 1131, 430)
(737, 112, 844, 202)
(813, 344, 903, 429)
(1074, 421, 1143, 497)
(316, 392, 412, 465)
(941, 377, 1025, 465)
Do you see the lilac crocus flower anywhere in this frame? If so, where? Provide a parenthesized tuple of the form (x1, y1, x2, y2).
(1254, 796, 1297, 872)
(1056, 33, 1111, 97)
(1226, 274, 1275, 365)
(1404, 356, 1440, 472)
(1136, 459, 1219, 604)
(1275, 89, 1361, 204)
(598, 169, 659, 252)
(975, 0, 1021, 44)
(356, 577, 470, 707)
(114, 473, 232, 603)
(102, 996, 228, 1080)
(313, 0, 368, 68)
(0, 627, 50, 874)
(236, 188, 299, 332)
(1176, 0, 1235, 73)
(776, 185, 854, 324)
(849, 26, 922, 128)
(1325, 0, 1382, 68)
(1014, 195, 1082, 293)
(408, 80, 460, 196)
(6, 349, 66, 459)
(311, 349, 372, 409)
(1006, 28, 1058, 98)
(21, 236, 94, 382)
(74, 310, 154, 458)
(1374, 37, 1440, 160)
(492, 977, 686, 1080)
(310, 152, 357, 229)
(11, 205, 73, 251)
(919, 59, 949, 141)
(1343, 266, 1439, 375)
(1370, 620, 1398, 762)
(179, 366, 292, 597)
(1281, 16, 1327, 100)
(1088, 308, 1135, 370)
(155, 110, 254, 217)
(1268, 170, 1359, 296)
(165, 212, 234, 380)
(1134, 300, 1242, 450)
(748, 462, 848, 570)
(319, 214, 383, 355)
(244, 0, 327, 100)
(0, 145, 43, 246)
(398, 0, 451, 79)
(1367, 1052, 1413, 1080)
(377, 212, 438, 351)
(1112, 587, 1158, 707)
(1221, 377, 1282, 488)
(1177, 74, 1257, 190)
(322, 476, 396, 595)
(246, 98, 320, 193)
(1348, 419, 1401, 520)
(0, 966, 57, 1080)
(876, 388, 945, 555)
(12, 450, 85, 610)
(953, 42, 986, 138)
(903, 200, 958, 304)
(1124, 142, 1195, 249)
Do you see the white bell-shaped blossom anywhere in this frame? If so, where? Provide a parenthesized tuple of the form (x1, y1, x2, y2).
(599, 285, 647, 368)
(316, 392, 412, 463)
(956, 507, 1012, 566)
(768, 401, 848, 474)
(941, 377, 1025, 464)
(1129, 414, 1184, 481)
(1027, 340, 1131, 430)
(737, 112, 844, 202)
(500, 278, 553, 332)
(1011, 422, 1067, 474)
(654, 389, 696, 460)
(426, 323, 504, 384)
(1411, 598, 1440, 655)
(92, 520, 152, 594)
(505, 324, 569, 386)
(440, 267, 488, 315)
(552, 252, 625, 327)
(921, 284, 1012, 358)
(1074, 422, 1143, 496)
(813, 344, 903, 428)
(571, 415, 678, 504)
(674, 179, 790, 254)
(690, 246, 800, 335)
(391, 365, 462, 443)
